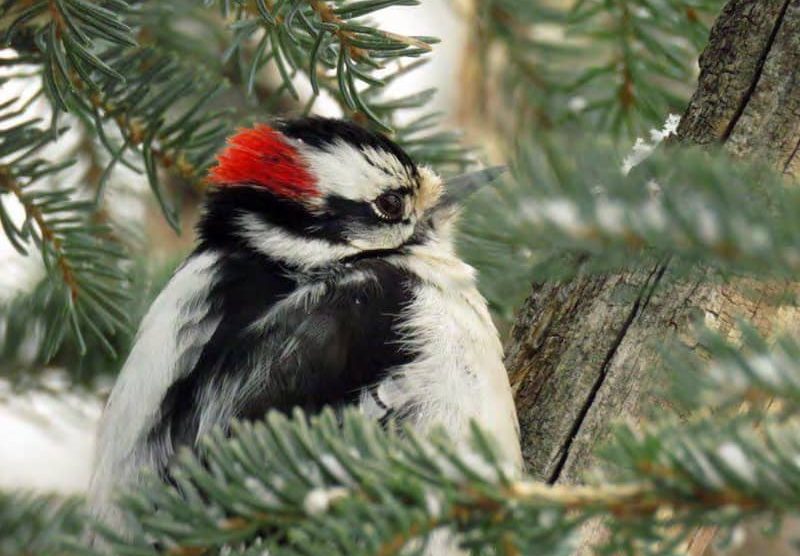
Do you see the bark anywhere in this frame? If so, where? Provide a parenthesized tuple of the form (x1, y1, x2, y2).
(505, 0, 800, 553)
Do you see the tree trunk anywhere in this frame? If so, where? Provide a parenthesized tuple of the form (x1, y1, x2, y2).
(505, 0, 800, 553)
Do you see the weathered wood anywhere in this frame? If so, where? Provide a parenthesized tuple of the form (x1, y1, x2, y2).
(678, 0, 800, 169)
(505, 1, 800, 553)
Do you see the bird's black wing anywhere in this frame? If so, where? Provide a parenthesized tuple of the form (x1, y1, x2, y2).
(146, 252, 417, 473)
(233, 258, 418, 421)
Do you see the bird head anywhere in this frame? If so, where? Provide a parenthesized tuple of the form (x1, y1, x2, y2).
(201, 117, 501, 268)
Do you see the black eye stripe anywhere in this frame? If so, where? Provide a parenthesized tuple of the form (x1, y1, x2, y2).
(322, 189, 413, 228)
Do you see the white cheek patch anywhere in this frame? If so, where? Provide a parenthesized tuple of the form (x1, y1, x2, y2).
(295, 139, 412, 201)
(346, 221, 416, 250)
(237, 213, 360, 269)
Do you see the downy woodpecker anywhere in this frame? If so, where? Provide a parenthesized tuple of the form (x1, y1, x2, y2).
(88, 117, 521, 532)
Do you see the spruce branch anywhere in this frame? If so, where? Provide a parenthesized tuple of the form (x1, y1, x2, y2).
(209, 0, 470, 172)
(3, 325, 800, 554)
(5, 0, 234, 228)
(0, 491, 85, 555)
(0, 255, 176, 390)
(479, 0, 725, 136)
(92, 332, 800, 554)
(0, 165, 79, 301)
(665, 324, 800, 416)
(0, 113, 130, 363)
(89, 391, 799, 555)
(460, 129, 800, 315)
(219, 0, 437, 128)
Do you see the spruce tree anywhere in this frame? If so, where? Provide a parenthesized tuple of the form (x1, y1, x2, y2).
(0, 1, 798, 555)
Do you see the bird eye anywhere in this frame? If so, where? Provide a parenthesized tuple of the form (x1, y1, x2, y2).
(374, 192, 404, 221)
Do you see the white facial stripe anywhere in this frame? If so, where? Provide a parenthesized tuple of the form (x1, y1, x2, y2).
(361, 145, 411, 182)
(237, 213, 359, 269)
(346, 220, 415, 251)
(295, 139, 413, 201)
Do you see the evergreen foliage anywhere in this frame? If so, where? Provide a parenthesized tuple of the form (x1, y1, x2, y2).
(3, 328, 800, 554)
(0, 491, 84, 555)
(477, 0, 724, 137)
(461, 119, 799, 314)
(0, 108, 130, 365)
(1, 1, 800, 555)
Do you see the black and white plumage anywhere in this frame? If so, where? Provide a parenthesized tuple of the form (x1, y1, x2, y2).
(88, 118, 521, 536)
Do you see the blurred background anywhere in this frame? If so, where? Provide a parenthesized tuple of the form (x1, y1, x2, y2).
(1, 0, 797, 553)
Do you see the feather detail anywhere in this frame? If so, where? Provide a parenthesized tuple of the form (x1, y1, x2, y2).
(208, 124, 318, 199)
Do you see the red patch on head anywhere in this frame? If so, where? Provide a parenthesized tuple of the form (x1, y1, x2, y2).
(208, 124, 318, 199)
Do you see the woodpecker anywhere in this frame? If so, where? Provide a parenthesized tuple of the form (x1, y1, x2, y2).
(88, 117, 521, 534)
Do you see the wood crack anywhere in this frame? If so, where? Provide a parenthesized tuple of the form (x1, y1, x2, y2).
(784, 133, 800, 175)
(546, 263, 668, 484)
(721, 0, 793, 141)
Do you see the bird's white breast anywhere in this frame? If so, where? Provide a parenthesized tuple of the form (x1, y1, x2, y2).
(375, 242, 522, 470)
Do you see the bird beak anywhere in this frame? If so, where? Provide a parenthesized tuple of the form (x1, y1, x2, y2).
(438, 165, 507, 209)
